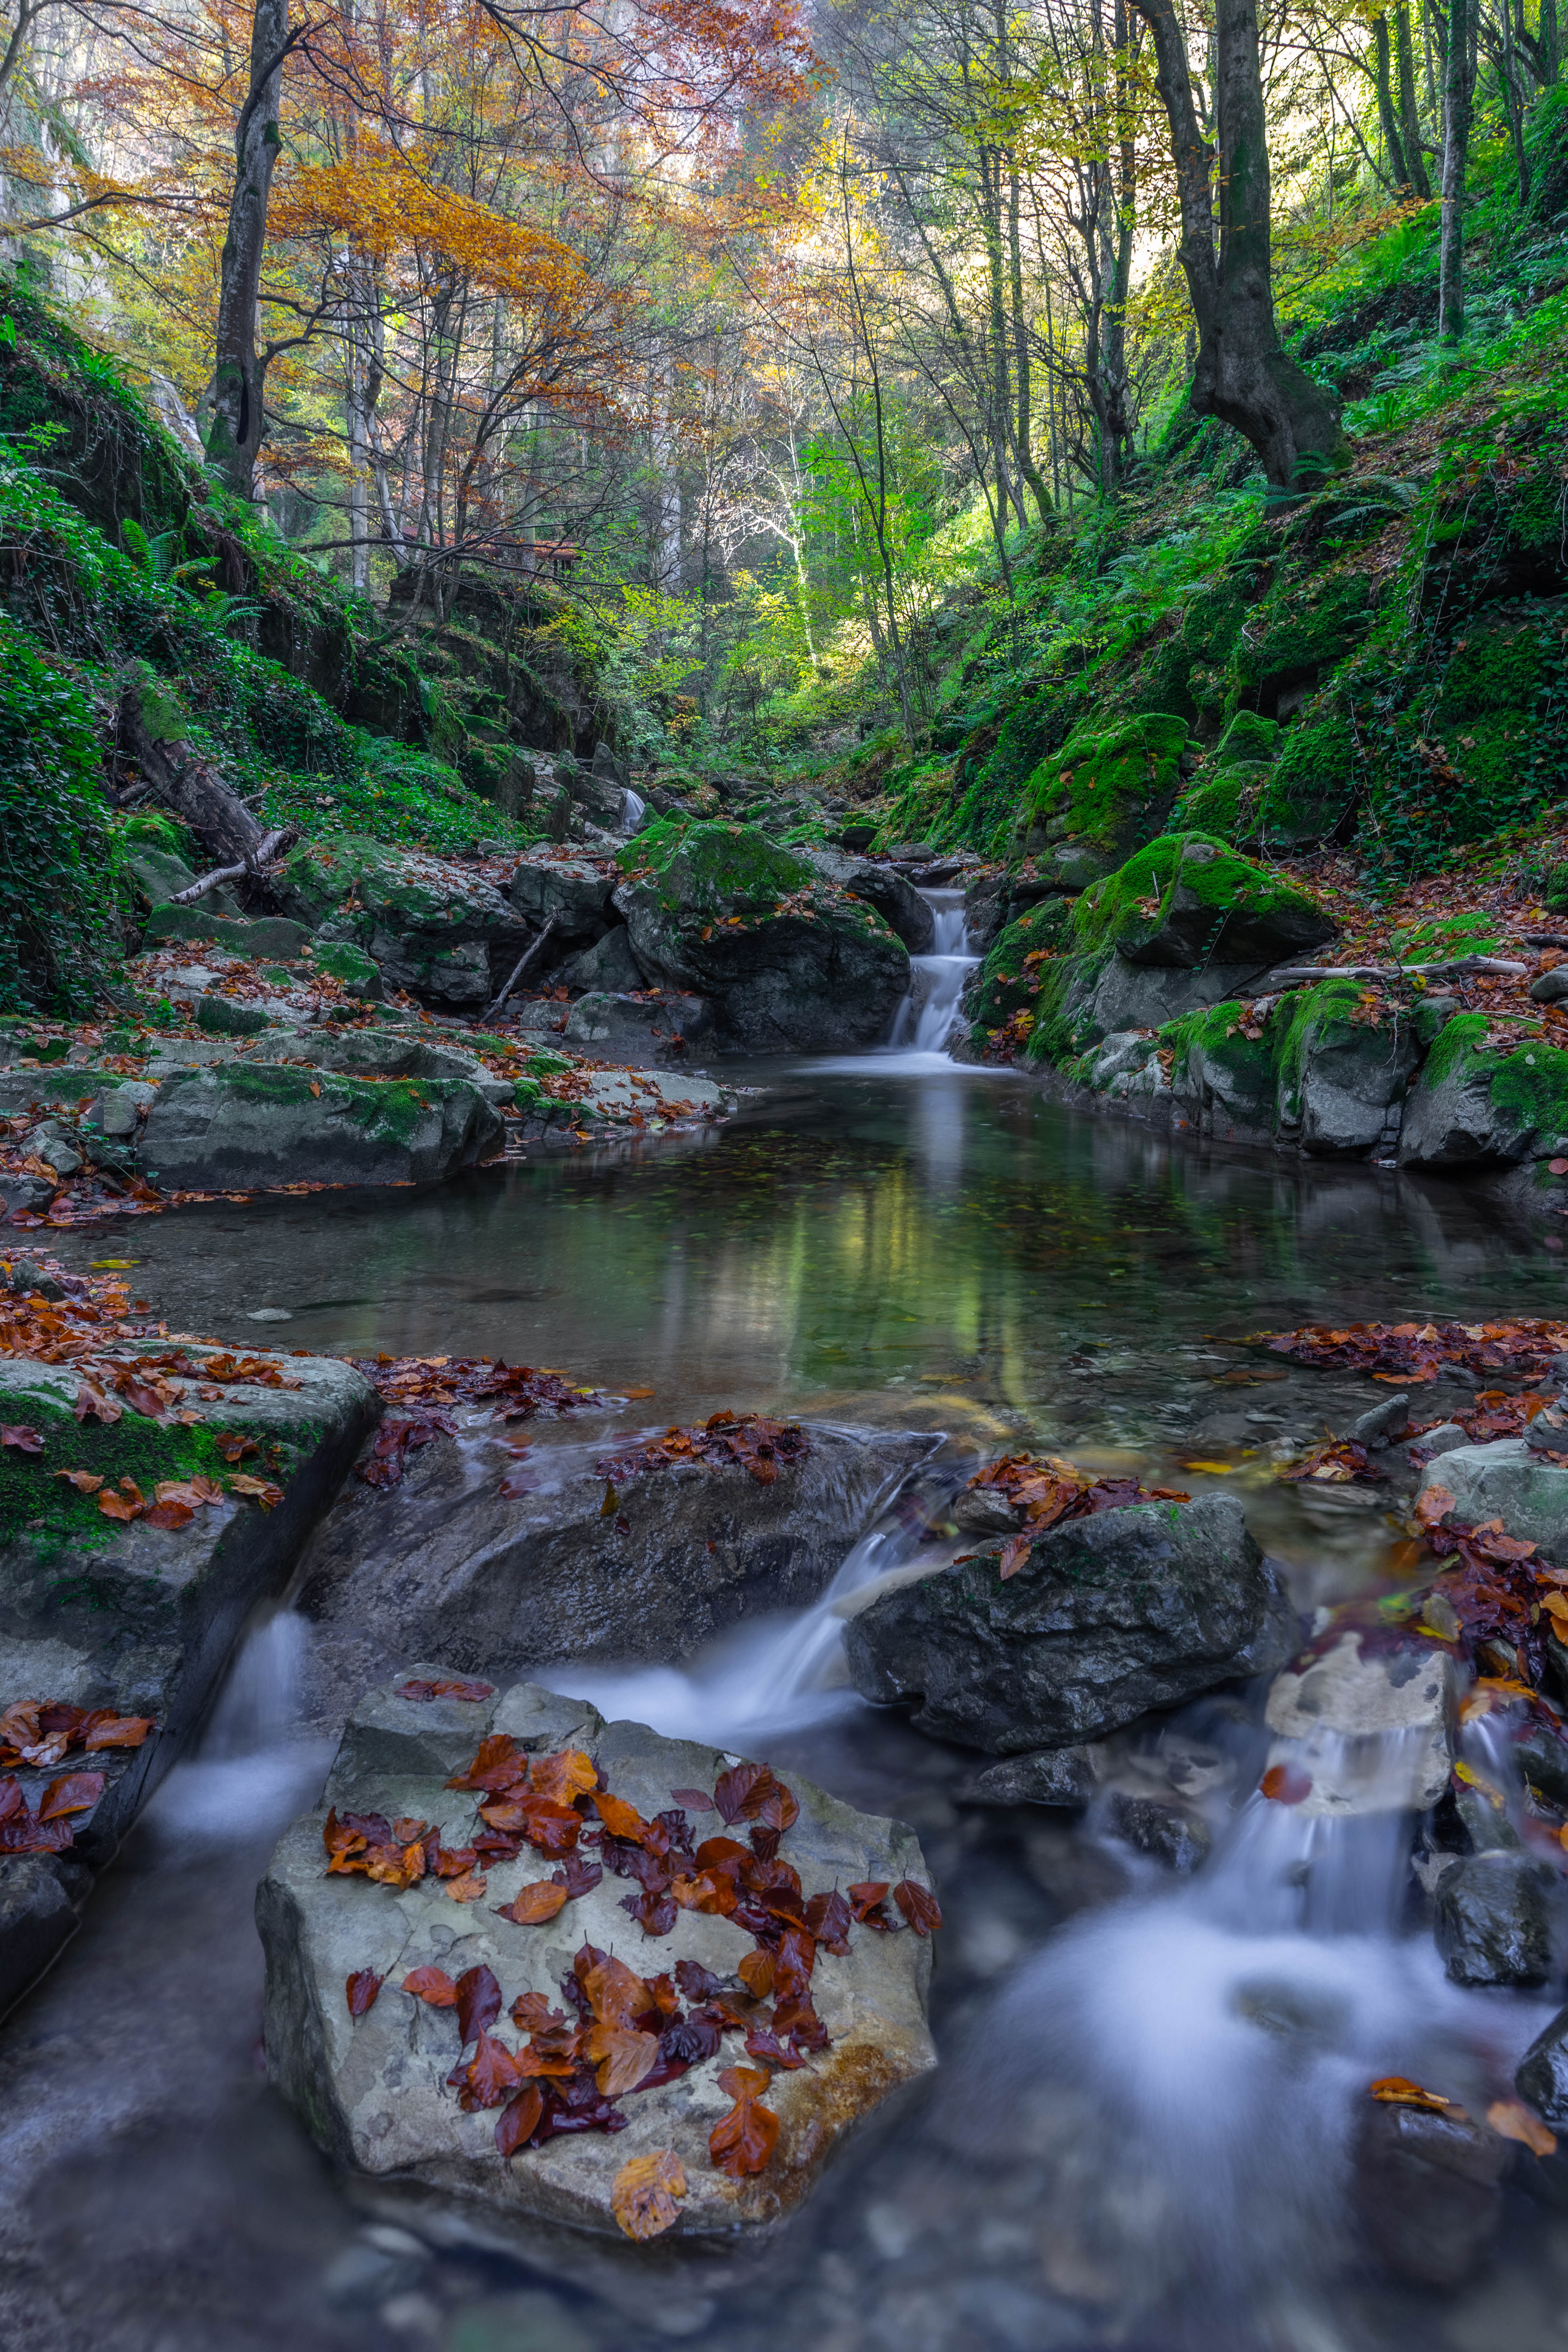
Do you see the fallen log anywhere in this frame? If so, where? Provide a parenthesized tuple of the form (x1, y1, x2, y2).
(1268, 956, 1530, 986)
(117, 662, 268, 867)
(169, 828, 293, 906)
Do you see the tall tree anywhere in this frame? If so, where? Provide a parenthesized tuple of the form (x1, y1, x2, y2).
(1129, 0, 1347, 491)
(202, 0, 304, 498)
(1439, 0, 1477, 337)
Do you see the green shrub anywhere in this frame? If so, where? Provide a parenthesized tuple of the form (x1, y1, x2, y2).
(0, 616, 117, 1012)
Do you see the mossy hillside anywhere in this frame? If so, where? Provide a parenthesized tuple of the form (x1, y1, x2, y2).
(1253, 699, 1359, 845)
(1019, 713, 1190, 855)
(1215, 712, 1279, 766)
(1229, 574, 1372, 710)
(0, 1376, 301, 1562)
(1423, 611, 1560, 807)
(969, 899, 1073, 1034)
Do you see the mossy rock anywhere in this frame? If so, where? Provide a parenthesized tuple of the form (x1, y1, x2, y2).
(136, 1065, 504, 1190)
(1391, 910, 1507, 962)
(145, 907, 314, 959)
(1230, 575, 1371, 703)
(1074, 835, 1336, 970)
(1215, 712, 1278, 767)
(970, 900, 1074, 1035)
(1160, 999, 1280, 1131)
(1174, 768, 1266, 842)
(311, 940, 384, 1000)
(1401, 1015, 1568, 1169)
(196, 995, 273, 1038)
(1255, 705, 1360, 847)
(1271, 978, 1419, 1154)
(614, 818, 813, 915)
(1016, 713, 1190, 859)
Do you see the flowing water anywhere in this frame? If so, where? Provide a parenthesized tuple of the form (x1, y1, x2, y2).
(881, 889, 982, 1061)
(13, 951, 1568, 2351)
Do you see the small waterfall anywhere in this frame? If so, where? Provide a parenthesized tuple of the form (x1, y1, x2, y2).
(620, 786, 647, 833)
(147, 1609, 331, 1843)
(887, 889, 980, 1059)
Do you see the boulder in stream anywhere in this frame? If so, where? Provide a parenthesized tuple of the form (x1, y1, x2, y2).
(1417, 1440, 1568, 1557)
(297, 1422, 942, 1693)
(138, 1064, 504, 1192)
(275, 837, 529, 1005)
(843, 1494, 1296, 1752)
(257, 1677, 937, 2245)
(1354, 2096, 1511, 2286)
(0, 1346, 379, 2013)
(1262, 1635, 1455, 1816)
(1433, 1850, 1555, 1986)
(561, 992, 715, 1067)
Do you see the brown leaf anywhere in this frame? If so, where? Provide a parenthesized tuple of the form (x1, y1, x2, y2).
(38, 1771, 104, 1821)
(893, 1878, 942, 1936)
(141, 1499, 195, 1530)
(346, 1969, 383, 2018)
(495, 2082, 545, 2156)
(998, 1533, 1032, 1580)
(53, 1468, 104, 1493)
(450, 2027, 523, 2112)
(1369, 2076, 1453, 2112)
(402, 1965, 458, 2007)
(1487, 2097, 1557, 2157)
(713, 1761, 779, 1824)
(79, 1713, 153, 1751)
(1413, 1483, 1456, 1530)
(526, 1748, 599, 1803)
(580, 1952, 651, 2028)
(585, 2021, 660, 2096)
(612, 2149, 687, 2240)
(454, 1964, 502, 2044)
(392, 1676, 494, 1703)
(669, 1785, 718, 1812)
(1261, 1763, 1313, 1805)
(448, 1732, 526, 1791)
(737, 1948, 775, 2000)
(710, 2066, 780, 2178)
(75, 1379, 122, 1424)
(0, 1424, 44, 1454)
(495, 1879, 570, 1925)
(226, 1474, 284, 1510)
(594, 1790, 648, 1842)
(95, 1488, 142, 1522)
(805, 1888, 853, 1954)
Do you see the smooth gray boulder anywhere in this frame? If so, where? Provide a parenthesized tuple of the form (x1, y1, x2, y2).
(1433, 1850, 1555, 1986)
(507, 850, 617, 938)
(844, 1494, 1296, 1753)
(1417, 1440, 1568, 1557)
(561, 993, 714, 1068)
(1277, 1009, 1420, 1157)
(246, 1026, 513, 1104)
(560, 927, 647, 994)
(1399, 1024, 1544, 1169)
(1262, 1635, 1454, 1816)
(802, 851, 936, 954)
(258, 1677, 937, 2242)
(297, 1425, 941, 1690)
(0, 1347, 379, 2012)
(138, 1064, 504, 1191)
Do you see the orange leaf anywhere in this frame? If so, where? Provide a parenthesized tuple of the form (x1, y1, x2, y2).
(96, 1490, 142, 1522)
(1261, 1763, 1313, 1805)
(402, 1966, 458, 2006)
(612, 2149, 687, 2240)
(38, 1770, 104, 1820)
(53, 1468, 104, 1493)
(893, 1878, 942, 1934)
(495, 1879, 569, 1925)
(585, 2021, 660, 2096)
(141, 1499, 195, 1529)
(1369, 2077, 1452, 2112)
(527, 1748, 599, 1803)
(710, 2066, 779, 2177)
(1487, 2098, 1557, 2156)
(737, 1949, 775, 1999)
(998, 1534, 1033, 1580)
(581, 1953, 650, 2028)
(594, 1790, 648, 1842)
(1413, 1483, 1455, 1529)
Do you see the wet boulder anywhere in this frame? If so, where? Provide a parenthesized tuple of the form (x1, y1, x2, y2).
(257, 1677, 937, 2243)
(1417, 1440, 1568, 1557)
(275, 837, 528, 1006)
(1516, 2003, 1568, 2123)
(561, 993, 715, 1068)
(954, 1745, 1103, 1808)
(297, 1424, 942, 1692)
(559, 927, 647, 995)
(1354, 2097, 1510, 2287)
(1400, 1019, 1568, 1169)
(1433, 1850, 1555, 1985)
(137, 1064, 504, 1192)
(801, 849, 936, 954)
(612, 821, 910, 1051)
(1272, 980, 1420, 1156)
(0, 1347, 378, 2012)
(843, 1494, 1296, 1753)
(1103, 1790, 1211, 1872)
(507, 849, 618, 941)
(1263, 1635, 1454, 1816)
(246, 1025, 514, 1104)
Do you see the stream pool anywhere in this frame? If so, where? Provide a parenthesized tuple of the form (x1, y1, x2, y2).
(10, 1062, 1568, 2352)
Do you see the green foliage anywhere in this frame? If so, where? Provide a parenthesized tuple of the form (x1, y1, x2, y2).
(0, 614, 119, 1013)
(969, 898, 1073, 1034)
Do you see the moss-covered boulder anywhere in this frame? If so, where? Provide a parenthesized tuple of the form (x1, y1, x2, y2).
(1254, 704, 1359, 847)
(275, 837, 527, 1006)
(1272, 979, 1420, 1155)
(1095, 836, 1335, 971)
(968, 899, 1073, 1038)
(1162, 1001, 1278, 1135)
(612, 820, 909, 1049)
(1015, 713, 1190, 860)
(137, 1064, 504, 1190)
(1400, 1017, 1568, 1169)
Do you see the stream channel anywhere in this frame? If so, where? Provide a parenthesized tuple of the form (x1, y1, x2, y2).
(8, 914, 1568, 2352)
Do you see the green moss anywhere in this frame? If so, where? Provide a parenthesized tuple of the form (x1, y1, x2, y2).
(311, 940, 381, 996)
(1256, 704, 1359, 845)
(1018, 713, 1190, 855)
(971, 899, 1073, 1032)
(1160, 997, 1279, 1115)
(1425, 616, 1554, 810)
(1269, 977, 1368, 1121)
(1175, 769, 1252, 839)
(1490, 1045, 1568, 1140)
(1215, 711, 1278, 766)
(1232, 575, 1371, 698)
(1069, 833, 1322, 958)
(1391, 909, 1506, 959)
(196, 995, 271, 1037)
(616, 818, 815, 918)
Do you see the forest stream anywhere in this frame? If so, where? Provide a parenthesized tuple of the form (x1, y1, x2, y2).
(8, 1015, 1568, 2352)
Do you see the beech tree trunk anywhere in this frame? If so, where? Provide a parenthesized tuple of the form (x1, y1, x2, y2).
(1373, 15, 1412, 190)
(1395, 4, 1432, 199)
(203, 0, 292, 500)
(1439, 0, 1477, 339)
(1131, 0, 1347, 492)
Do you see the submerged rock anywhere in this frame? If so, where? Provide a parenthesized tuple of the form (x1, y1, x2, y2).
(612, 821, 910, 1051)
(1433, 1850, 1555, 1985)
(1354, 2098, 1510, 2286)
(843, 1494, 1295, 1753)
(1262, 1635, 1454, 1816)
(1516, 2003, 1568, 2124)
(258, 1677, 936, 2242)
(138, 1064, 504, 1191)
(1102, 1790, 1211, 1873)
(0, 1347, 378, 2012)
(297, 1423, 941, 1690)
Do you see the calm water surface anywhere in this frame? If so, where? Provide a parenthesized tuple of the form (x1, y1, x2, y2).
(7, 1064, 1568, 2352)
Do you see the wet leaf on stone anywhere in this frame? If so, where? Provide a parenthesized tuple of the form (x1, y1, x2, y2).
(585, 2021, 660, 2096)
(1486, 2098, 1557, 2156)
(594, 1790, 648, 1842)
(893, 1879, 942, 1935)
(580, 1951, 651, 2028)
(710, 2066, 779, 2177)
(1369, 2077, 1453, 2112)
(346, 1969, 383, 2018)
(804, 1889, 852, 1953)
(495, 1879, 570, 1925)
(37, 1770, 103, 1820)
(1260, 1764, 1313, 1805)
(449, 2026, 523, 2111)
(402, 1966, 458, 2007)
(455, 1963, 502, 2044)
(674, 1958, 725, 2001)
(998, 1533, 1032, 1580)
(713, 1761, 777, 1824)
(495, 2082, 545, 2156)
(528, 1749, 599, 1803)
(669, 1786, 717, 1812)
(393, 1677, 494, 1703)
(611, 2148, 687, 2240)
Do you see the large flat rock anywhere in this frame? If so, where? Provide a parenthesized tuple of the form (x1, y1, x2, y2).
(139, 1064, 504, 1190)
(0, 1347, 379, 2012)
(844, 1493, 1296, 1751)
(297, 1424, 941, 1689)
(258, 1677, 936, 2244)
(1418, 1440, 1568, 1556)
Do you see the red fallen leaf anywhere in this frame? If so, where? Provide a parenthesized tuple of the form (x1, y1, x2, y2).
(773, 1925, 817, 1999)
(710, 2065, 780, 2177)
(1261, 1763, 1313, 1805)
(738, 1949, 775, 1999)
(510, 1988, 571, 2037)
(214, 1432, 258, 1463)
(38, 1771, 104, 1820)
(848, 1881, 896, 1930)
(893, 1879, 942, 1935)
(772, 1992, 830, 2050)
(79, 1713, 154, 1751)
(447, 1733, 526, 1792)
(579, 1951, 651, 2027)
(805, 1889, 853, 1954)
(0, 1424, 43, 1454)
(998, 1533, 1032, 1580)
(517, 1796, 584, 1856)
(75, 1379, 122, 1425)
(141, 1499, 195, 1530)
(754, 1777, 799, 1833)
(647, 1972, 681, 2018)
(495, 2082, 545, 2155)
(402, 1966, 458, 2007)
(96, 1488, 143, 1522)
(621, 1886, 678, 1936)
(449, 2027, 523, 2111)
(714, 1761, 779, 1824)
(347, 1969, 382, 2018)
(744, 2024, 810, 2070)
(557, 1848, 603, 1899)
(669, 1786, 718, 1813)
(393, 1677, 494, 1703)
(455, 1963, 503, 2045)
(431, 1843, 478, 1877)
(0, 1778, 24, 1824)
(495, 1880, 570, 1925)
(675, 1958, 726, 2001)
(1552, 1160, 1568, 1179)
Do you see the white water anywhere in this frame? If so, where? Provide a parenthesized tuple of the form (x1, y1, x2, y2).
(620, 785, 647, 833)
(822, 884, 1000, 1076)
(545, 1490, 960, 1746)
(147, 1609, 331, 1844)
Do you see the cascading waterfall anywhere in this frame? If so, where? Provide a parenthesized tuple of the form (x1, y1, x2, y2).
(887, 888, 980, 1059)
(620, 785, 647, 833)
(149, 1608, 330, 1841)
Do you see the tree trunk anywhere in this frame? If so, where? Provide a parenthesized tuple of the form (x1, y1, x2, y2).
(1440, 0, 1477, 340)
(203, 0, 292, 501)
(1131, 0, 1347, 492)
(118, 671, 269, 867)
(1373, 15, 1412, 190)
(1395, 4, 1432, 197)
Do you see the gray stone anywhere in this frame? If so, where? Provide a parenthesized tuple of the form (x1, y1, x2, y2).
(1345, 1393, 1410, 1446)
(0, 1857, 79, 2011)
(0, 1347, 379, 2014)
(559, 927, 647, 995)
(1517, 2003, 1568, 2124)
(1284, 1016, 1420, 1158)
(1082, 957, 1270, 1044)
(1515, 1723, 1568, 1811)
(144, 906, 315, 959)
(1399, 1026, 1542, 1168)
(257, 1678, 936, 2242)
(1103, 1790, 1211, 1873)
(1530, 968, 1568, 1005)
(0, 1171, 53, 1217)
(843, 1494, 1296, 1754)
(276, 838, 528, 1007)
(297, 1425, 942, 1688)
(801, 851, 936, 954)
(246, 1027, 513, 1105)
(1417, 1440, 1568, 1556)
(954, 1746, 1102, 1807)
(1433, 1850, 1555, 1985)
(1354, 2099, 1510, 2286)
(560, 993, 714, 1068)
(1410, 1421, 1471, 1459)
(138, 1066, 504, 1192)
(195, 994, 273, 1038)
(1263, 1635, 1454, 1816)
(507, 850, 617, 938)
